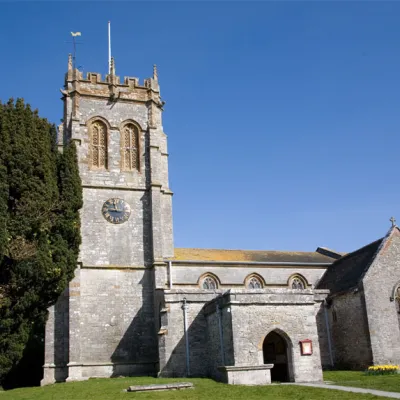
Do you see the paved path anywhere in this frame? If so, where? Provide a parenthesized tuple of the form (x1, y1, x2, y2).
(294, 383, 400, 399)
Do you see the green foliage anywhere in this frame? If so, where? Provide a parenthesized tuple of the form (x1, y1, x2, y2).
(365, 365, 399, 375)
(0, 99, 82, 386)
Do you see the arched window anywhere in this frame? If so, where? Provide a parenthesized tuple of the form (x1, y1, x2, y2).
(390, 283, 400, 332)
(289, 275, 306, 290)
(90, 120, 107, 169)
(201, 275, 218, 290)
(394, 286, 400, 314)
(246, 275, 263, 289)
(121, 123, 139, 171)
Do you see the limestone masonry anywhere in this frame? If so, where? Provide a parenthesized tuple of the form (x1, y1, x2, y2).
(41, 55, 400, 386)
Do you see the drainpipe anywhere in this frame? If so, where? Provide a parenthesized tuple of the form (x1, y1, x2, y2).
(216, 302, 225, 366)
(324, 299, 334, 367)
(168, 261, 173, 289)
(182, 297, 190, 376)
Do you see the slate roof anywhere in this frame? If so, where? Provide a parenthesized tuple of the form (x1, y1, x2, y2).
(317, 238, 383, 294)
(172, 248, 336, 264)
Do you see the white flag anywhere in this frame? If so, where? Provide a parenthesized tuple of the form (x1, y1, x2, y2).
(71, 32, 81, 37)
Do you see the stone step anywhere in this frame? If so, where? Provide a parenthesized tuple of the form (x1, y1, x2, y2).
(127, 382, 194, 392)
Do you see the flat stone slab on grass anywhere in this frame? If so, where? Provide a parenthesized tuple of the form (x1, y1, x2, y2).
(127, 382, 194, 392)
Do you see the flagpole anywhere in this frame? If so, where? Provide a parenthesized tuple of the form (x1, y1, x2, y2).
(73, 35, 76, 69)
(70, 32, 82, 69)
(108, 21, 111, 74)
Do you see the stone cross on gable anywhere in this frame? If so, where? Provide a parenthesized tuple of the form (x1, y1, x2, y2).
(390, 216, 396, 227)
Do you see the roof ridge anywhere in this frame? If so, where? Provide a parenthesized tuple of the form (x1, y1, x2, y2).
(330, 237, 383, 264)
(358, 225, 399, 283)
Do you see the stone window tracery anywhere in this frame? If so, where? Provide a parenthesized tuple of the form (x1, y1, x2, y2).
(289, 275, 306, 290)
(121, 123, 139, 171)
(90, 120, 107, 169)
(202, 276, 218, 290)
(247, 276, 263, 289)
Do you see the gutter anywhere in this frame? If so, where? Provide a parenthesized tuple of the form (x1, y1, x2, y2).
(181, 298, 190, 377)
(168, 261, 173, 289)
(170, 260, 332, 266)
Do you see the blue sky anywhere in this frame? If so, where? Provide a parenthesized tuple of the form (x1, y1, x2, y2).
(1, 1, 400, 252)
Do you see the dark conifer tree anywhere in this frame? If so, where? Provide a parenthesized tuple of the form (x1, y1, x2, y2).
(0, 99, 82, 387)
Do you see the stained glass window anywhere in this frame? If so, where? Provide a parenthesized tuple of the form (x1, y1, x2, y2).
(202, 276, 217, 289)
(90, 120, 107, 169)
(121, 123, 139, 171)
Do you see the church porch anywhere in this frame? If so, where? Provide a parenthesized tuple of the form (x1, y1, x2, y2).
(205, 289, 328, 384)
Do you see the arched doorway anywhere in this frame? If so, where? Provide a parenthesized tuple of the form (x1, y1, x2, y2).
(263, 331, 289, 382)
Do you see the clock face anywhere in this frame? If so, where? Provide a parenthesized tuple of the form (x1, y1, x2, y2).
(102, 198, 131, 224)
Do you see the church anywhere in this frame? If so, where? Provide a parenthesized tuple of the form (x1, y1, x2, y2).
(41, 55, 400, 386)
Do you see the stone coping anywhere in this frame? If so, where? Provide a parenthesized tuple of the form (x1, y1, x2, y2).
(127, 382, 193, 392)
(218, 364, 274, 372)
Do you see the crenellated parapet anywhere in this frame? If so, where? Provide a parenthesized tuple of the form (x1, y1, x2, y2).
(62, 54, 162, 106)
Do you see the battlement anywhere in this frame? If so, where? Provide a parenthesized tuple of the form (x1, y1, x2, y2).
(79, 71, 155, 90)
(61, 54, 164, 108)
(64, 54, 161, 100)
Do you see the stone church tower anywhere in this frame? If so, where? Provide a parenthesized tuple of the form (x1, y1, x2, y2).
(42, 55, 173, 384)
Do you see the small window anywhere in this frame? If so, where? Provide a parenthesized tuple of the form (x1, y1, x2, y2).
(289, 275, 307, 290)
(202, 276, 218, 290)
(394, 286, 400, 333)
(247, 276, 263, 289)
(291, 278, 305, 290)
(395, 286, 400, 315)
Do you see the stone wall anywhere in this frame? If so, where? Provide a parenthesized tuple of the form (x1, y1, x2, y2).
(315, 302, 333, 369)
(329, 291, 372, 369)
(204, 297, 234, 381)
(363, 230, 400, 365)
(76, 99, 149, 189)
(79, 269, 156, 367)
(80, 189, 152, 267)
(42, 289, 69, 385)
(158, 290, 222, 377)
(171, 265, 326, 288)
(204, 305, 221, 379)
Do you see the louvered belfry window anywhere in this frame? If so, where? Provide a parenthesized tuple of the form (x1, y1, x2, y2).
(91, 120, 107, 169)
(122, 123, 139, 171)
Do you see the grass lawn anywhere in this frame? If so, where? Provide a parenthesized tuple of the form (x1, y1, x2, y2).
(0, 376, 394, 400)
(324, 370, 400, 393)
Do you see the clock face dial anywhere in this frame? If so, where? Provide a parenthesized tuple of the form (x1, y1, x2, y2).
(102, 198, 131, 224)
